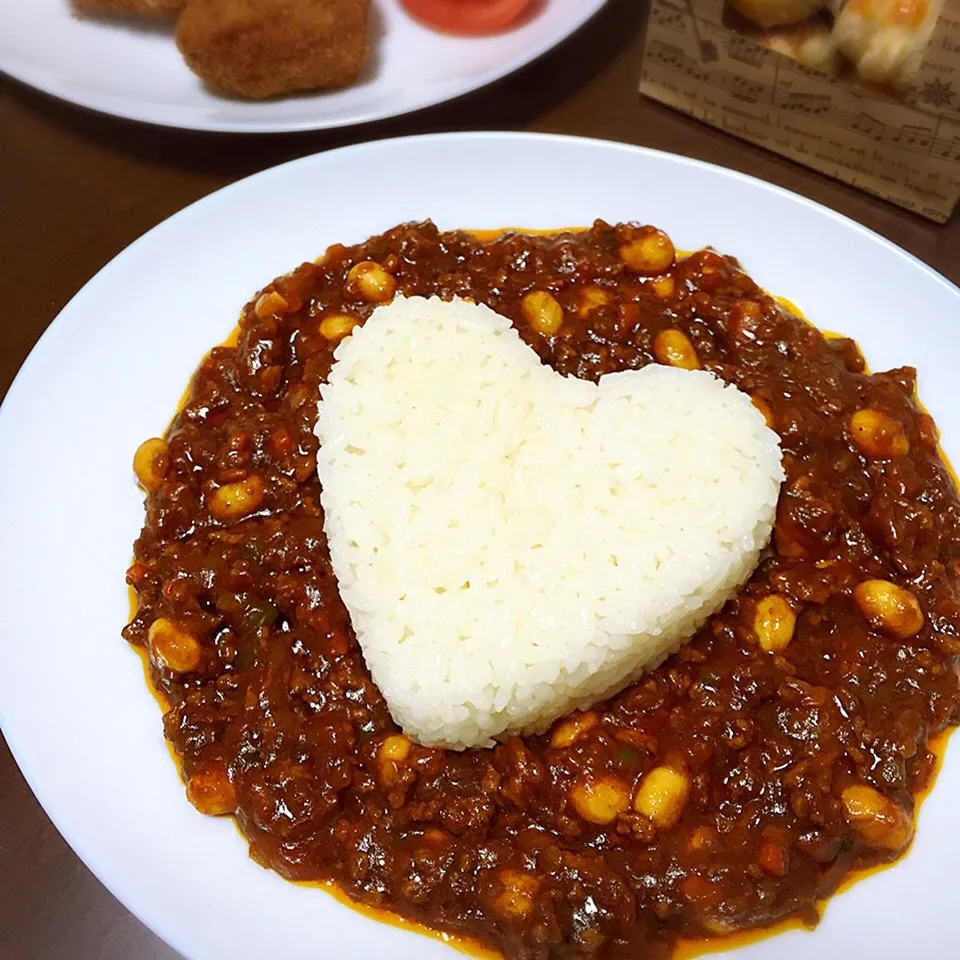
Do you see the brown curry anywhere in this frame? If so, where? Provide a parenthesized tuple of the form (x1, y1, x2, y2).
(124, 220, 960, 960)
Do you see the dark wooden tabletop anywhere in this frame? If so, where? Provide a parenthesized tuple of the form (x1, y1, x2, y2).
(1, 2, 958, 958)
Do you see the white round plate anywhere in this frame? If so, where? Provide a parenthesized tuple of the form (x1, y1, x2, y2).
(1, 133, 959, 960)
(0, 0, 606, 132)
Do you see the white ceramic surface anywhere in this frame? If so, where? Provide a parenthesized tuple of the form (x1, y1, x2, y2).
(1, 133, 959, 960)
(0, 0, 605, 132)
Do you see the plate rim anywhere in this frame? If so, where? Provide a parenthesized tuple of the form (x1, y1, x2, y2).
(2, 130, 960, 960)
(0, 0, 608, 133)
(2, 133, 957, 366)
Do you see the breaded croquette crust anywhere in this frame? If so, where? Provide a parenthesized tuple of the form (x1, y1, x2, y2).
(175, 0, 370, 99)
(74, 0, 185, 18)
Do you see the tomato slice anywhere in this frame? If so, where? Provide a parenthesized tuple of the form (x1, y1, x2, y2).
(400, 0, 535, 36)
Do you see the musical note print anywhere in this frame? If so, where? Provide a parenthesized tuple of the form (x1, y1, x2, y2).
(649, 4, 686, 31)
(728, 36, 768, 69)
(647, 41, 710, 83)
(720, 73, 766, 103)
(778, 55, 845, 88)
(776, 92, 832, 115)
(647, 42, 768, 103)
(892, 124, 934, 149)
(851, 111, 887, 140)
(931, 135, 960, 162)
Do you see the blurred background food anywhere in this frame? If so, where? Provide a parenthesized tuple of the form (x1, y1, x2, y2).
(833, 0, 944, 89)
(730, 0, 823, 28)
(72, 0, 537, 99)
(398, 0, 534, 34)
(726, 0, 946, 89)
(760, 15, 842, 71)
(725, 0, 943, 92)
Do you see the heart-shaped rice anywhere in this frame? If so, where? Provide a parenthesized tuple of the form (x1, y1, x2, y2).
(316, 296, 783, 749)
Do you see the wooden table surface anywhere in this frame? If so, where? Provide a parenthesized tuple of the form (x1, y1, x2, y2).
(1, 2, 958, 957)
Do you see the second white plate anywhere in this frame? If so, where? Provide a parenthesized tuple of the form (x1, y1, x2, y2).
(0, 0, 606, 132)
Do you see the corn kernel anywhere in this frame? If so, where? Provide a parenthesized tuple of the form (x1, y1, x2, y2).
(133, 437, 170, 492)
(550, 711, 599, 748)
(320, 313, 359, 341)
(653, 329, 700, 370)
(578, 286, 612, 318)
(148, 618, 202, 673)
(570, 774, 630, 824)
(208, 475, 266, 522)
(493, 869, 540, 919)
(753, 595, 797, 653)
(186, 764, 237, 816)
(841, 784, 913, 851)
(648, 276, 676, 299)
(620, 230, 676, 274)
(522, 290, 564, 336)
(346, 261, 397, 304)
(378, 734, 411, 786)
(633, 766, 689, 829)
(853, 579, 924, 640)
(380, 734, 411, 763)
(255, 290, 289, 320)
(849, 409, 910, 458)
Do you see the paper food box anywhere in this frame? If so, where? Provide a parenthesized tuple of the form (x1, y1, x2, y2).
(640, 0, 960, 221)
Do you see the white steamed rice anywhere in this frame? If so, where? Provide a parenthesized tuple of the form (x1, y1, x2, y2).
(315, 295, 783, 750)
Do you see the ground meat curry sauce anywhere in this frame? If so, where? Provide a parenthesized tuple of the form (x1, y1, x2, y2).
(124, 221, 960, 960)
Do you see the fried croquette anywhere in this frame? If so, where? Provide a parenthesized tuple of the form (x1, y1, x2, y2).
(74, 0, 185, 17)
(175, 0, 371, 99)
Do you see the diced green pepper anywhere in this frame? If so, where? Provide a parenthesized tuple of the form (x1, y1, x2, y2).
(234, 638, 258, 670)
(244, 603, 278, 631)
